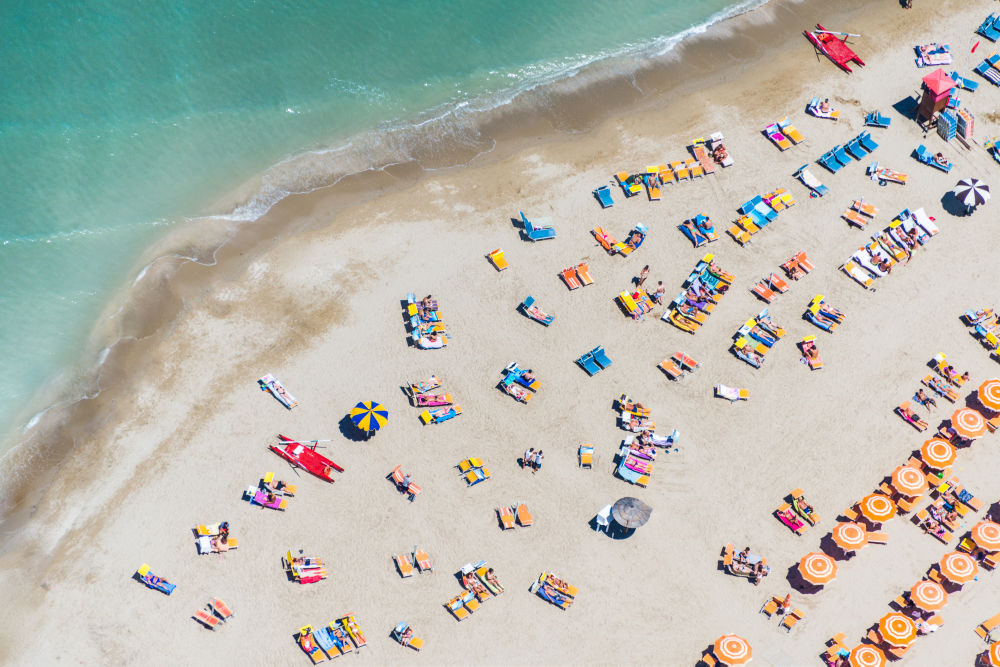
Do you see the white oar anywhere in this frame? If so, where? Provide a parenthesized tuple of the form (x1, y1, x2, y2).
(814, 29, 862, 38)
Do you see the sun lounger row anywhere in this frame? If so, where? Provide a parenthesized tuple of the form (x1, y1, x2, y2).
(577, 345, 612, 375)
(530, 571, 577, 610)
(962, 308, 1000, 350)
(805, 295, 845, 332)
(245, 483, 288, 511)
(750, 271, 790, 304)
(763, 118, 805, 151)
(616, 439, 655, 486)
(284, 549, 326, 583)
(974, 54, 1000, 86)
(195, 522, 239, 555)
(497, 503, 533, 529)
(781, 251, 815, 281)
(794, 165, 828, 197)
(678, 213, 718, 247)
(763, 188, 795, 211)
(499, 361, 539, 403)
(732, 309, 785, 368)
(727, 193, 786, 245)
(559, 262, 594, 291)
(807, 97, 839, 120)
(193, 598, 234, 630)
(841, 209, 937, 289)
(394, 547, 433, 577)
(298, 615, 366, 662)
(914, 144, 952, 172)
(391, 622, 424, 651)
(405, 293, 449, 349)
(592, 224, 647, 256)
(517, 298, 556, 327)
(618, 289, 654, 321)
(689, 139, 721, 174)
(457, 457, 490, 486)
(659, 352, 698, 380)
(446, 561, 504, 619)
(842, 198, 877, 229)
(866, 160, 908, 184)
(819, 132, 878, 172)
(915, 43, 952, 68)
(664, 254, 732, 333)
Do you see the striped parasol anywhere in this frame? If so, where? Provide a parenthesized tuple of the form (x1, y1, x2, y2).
(978, 378, 1000, 411)
(891, 465, 928, 497)
(953, 177, 990, 207)
(849, 644, 886, 667)
(989, 641, 1000, 667)
(878, 612, 917, 647)
(972, 521, 1000, 551)
(952, 407, 987, 439)
(920, 438, 956, 469)
(939, 551, 979, 584)
(910, 579, 948, 611)
(713, 634, 752, 665)
(799, 551, 838, 585)
(858, 493, 897, 523)
(348, 401, 389, 433)
(832, 522, 868, 551)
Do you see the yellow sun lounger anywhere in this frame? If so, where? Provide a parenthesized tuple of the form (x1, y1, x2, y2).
(487, 248, 509, 271)
(395, 552, 415, 578)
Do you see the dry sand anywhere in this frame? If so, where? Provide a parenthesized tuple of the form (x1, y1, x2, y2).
(3, 0, 1000, 664)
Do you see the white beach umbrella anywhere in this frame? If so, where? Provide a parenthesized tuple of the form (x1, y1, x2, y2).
(953, 178, 990, 207)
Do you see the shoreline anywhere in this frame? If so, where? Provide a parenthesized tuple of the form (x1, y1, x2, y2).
(5, 0, 1000, 663)
(0, 0, 793, 526)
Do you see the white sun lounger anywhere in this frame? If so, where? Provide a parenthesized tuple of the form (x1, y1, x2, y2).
(715, 384, 748, 402)
(842, 260, 875, 290)
(911, 207, 939, 236)
(852, 250, 886, 278)
(259, 373, 299, 409)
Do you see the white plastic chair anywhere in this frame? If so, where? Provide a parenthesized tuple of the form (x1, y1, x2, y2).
(595, 504, 612, 533)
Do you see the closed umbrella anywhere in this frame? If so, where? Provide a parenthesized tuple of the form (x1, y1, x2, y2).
(713, 634, 752, 665)
(348, 400, 389, 433)
(978, 378, 1000, 411)
(849, 644, 886, 667)
(858, 493, 896, 524)
(920, 438, 956, 469)
(954, 178, 990, 207)
(972, 521, 1000, 551)
(832, 522, 868, 551)
(877, 612, 917, 647)
(938, 551, 978, 584)
(891, 465, 928, 497)
(799, 552, 837, 585)
(952, 408, 987, 439)
(611, 497, 652, 528)
(909, 580, 947, 612)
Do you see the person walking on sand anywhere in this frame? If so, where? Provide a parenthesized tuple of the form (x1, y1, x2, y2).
(652, 281, 666, 305)
(532, 450, 544, 473)
(523, 448, 534, 470)
(637, 265, 650, 288)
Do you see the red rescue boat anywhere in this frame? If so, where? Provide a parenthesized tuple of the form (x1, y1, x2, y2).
(271, 434, 344, 483)
(805, 24, 865, 74)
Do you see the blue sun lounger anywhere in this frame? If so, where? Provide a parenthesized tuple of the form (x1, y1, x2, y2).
(975, 60, 1000, 85)
(520, 211, 556, 241)
(914, 144, 952, 172)
(949, 71, 978, 92)
(979, 13, 1000, 41)
(519, 296, 554, 326)
(864, 111, 892, 128)
(833, 145, 853, 167)
(818, 151, 842, 173)
(591, 346, 613, 369)
(576, 352, 601, 376)
(794, 165, 829, 196)
(844, 139, 866, 161)
(593, 185, 614, 208)
(858, 131, 878, 153)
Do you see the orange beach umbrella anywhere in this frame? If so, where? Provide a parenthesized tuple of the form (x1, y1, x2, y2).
(939, 551, 978, 584)
(978, 378, 1000, 411)
(799, 551, 837, 585)
(832, 522, 868, 551)
(920, 438, 956, 469)
(909, 579, 948, 612)
(858, 493, 896, 523)
(989, 641, 1000, 667)
(952, 407, 987, 439)
(972, 521, 1000, 551)
(713, 634, 752, 665)
(849, 644, 886, 667)
(891, 465, 928, 497)
(877, 612, 917, 647)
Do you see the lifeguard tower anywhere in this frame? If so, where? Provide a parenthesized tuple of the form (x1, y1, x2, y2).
(916, 69, 955, 124)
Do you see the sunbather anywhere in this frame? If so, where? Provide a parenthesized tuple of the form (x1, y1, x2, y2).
(784, 261, 806, 280)
(868, 251, 892, 274)
(627, 415, 654, 432)
(752, 561, 769, 587)
(741, 345, 764, 365)
(899, 404, 929, 429)
(756, 315, 783, 336)
(504, 383, 530, 402)
(210, 535, 230, 552)
(682, 219, 709, 245)
(463, 572, 488, 597)
(521, 369, 536, 383)
(398, 627, 414, 645)
(737, 547, 751, 563)
(819, 98, 831, 113)
(970, 309, 994, 325)
(925, 376, 952, 398)
(539, 583, 568, 606)
(810, 309, 839, 328)
(486, 568, 504, 592)
(793, 495, 816, 524)
(915, 388, 937, 409)
(545, 573, 571, 592)
(922, 516, 947, 538)
(779, 508, 805, 531)
(625, 230, 645, 249)
(750, 326, 777, 346)
(933, 152, 949, 168)
(802, 342, 819, 362)
(707, 261, 733, 283)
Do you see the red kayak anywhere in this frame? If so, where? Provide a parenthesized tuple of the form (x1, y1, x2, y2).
(271, 435, 344, 483)
(804, 24, 865, 74)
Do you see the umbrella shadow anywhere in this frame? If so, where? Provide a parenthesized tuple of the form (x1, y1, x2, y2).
(585, 517, 633, 539)
(785, 563, 825, 594)
(940, 191, 970, 217)
(337, 415, 370, 442)
(891, 94, 918, 121)
(819, 534, 856, 561)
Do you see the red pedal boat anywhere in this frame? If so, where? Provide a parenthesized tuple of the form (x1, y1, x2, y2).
(805, 24, 865, 73)
(271, 435, 344, 483)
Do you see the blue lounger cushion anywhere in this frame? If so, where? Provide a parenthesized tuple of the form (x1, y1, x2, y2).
(593, 186, 613, 208)
(591, 346, 613, 369)
(577, 353, 601, 375)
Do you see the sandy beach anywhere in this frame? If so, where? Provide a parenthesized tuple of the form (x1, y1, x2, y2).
(5, 0, 1000, 664)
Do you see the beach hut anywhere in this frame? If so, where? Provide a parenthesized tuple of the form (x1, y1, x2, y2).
(917, 69, 955, 123)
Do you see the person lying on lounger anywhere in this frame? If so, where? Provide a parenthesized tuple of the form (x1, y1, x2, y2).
(752, 561, 769, 586)
(750, 326, 778, 346)
(925, 376, 952, 399)
(486, 568, 504, 592)
(740, 345, 764, 365)
(934, 152, 950, 168)
(756, 315, 782, 336)
(463, 573, 488, 597)
(540, 583, 567, 605)
(802, 342, 819, 362)
(707, 261, 733, 283)
(819, 99, 831, 113)
(869, 253, 892, 274)
(810, 310, 839, 328)
(712, 144, 728, 162)
(899, 405, 928, 429)
(520, 369, 535, 383)
(627, 415, 654, 432)
(779, 508, 804, 531)
(970, 309, 994, 325)
(504, 383, 530, 402)
(211, 535, 230, 552)
(682, 219, 710, 245)
(915, 388, 937, 410)
(525, 304, 550, 321)
(398, 627, 414, 645)
(625, 230, 645, 249)
(793, 495, 816, 524)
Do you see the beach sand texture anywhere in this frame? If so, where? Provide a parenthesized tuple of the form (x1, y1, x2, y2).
(4, 0, 1000, 664)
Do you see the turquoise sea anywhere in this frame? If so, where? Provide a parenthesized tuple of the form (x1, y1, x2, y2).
(0, 0, 765, 441)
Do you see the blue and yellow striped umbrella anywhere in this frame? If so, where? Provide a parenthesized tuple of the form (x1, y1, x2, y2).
(349, 401, 389, 433)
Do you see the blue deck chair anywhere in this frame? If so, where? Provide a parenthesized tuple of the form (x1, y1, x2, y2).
(754, 201, 777, 222)
(522, 218, 556, 241)
(678, 223, 708, 247)
(979, 14, 1000, 41)
(975, 61, 1000, 85)
(832, 145, 853, 167)
(865, 111, 891, 128)
(593, 185, 614, 208)
(818, 152, 841, 173)
(591, 346, 613, 369)
(844, 139, 866, 160)
(949, 71, 979, 92)
(576, 352, 601, 376)
(858, 132, 879, 153)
